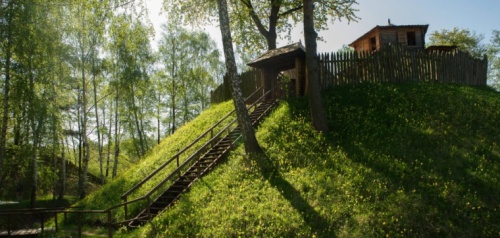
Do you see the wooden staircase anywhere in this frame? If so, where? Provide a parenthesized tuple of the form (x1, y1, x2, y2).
(128, 99, 277, 227)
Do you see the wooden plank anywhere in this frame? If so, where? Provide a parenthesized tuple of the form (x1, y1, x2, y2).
(340, 52, 345, 85)
(460, 51, 466, 84)
(330, 52, 334, 87)
(0, 227, 55, 236)
(316, 44, 487, 88)
(331, 52, 336, 86)
(395, 47, 401, 82)
(326, 53, 330, 88)
(338, 52, 343, 85)
(388, 47, 395, 82)
(404, 49, 410, 82)
(363, 51, 368, 82)
(348, 51, 353, 84)
(370, 51, 374, 83)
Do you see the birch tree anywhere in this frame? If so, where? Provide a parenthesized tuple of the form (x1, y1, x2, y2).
(217, 0, 263, 155)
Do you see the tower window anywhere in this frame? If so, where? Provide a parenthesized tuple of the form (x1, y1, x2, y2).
(370, 37, 377, 51)
(407, 31, 416, 46)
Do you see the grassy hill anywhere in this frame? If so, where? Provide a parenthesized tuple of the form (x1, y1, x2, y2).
(59, 101, 236, 223)
(121, 82, 499, 237)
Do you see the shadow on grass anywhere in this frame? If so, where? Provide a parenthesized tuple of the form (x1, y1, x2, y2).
(255, 156, 336, 238)
(321, 83, 500, 236)
(335, 129, 499, 236)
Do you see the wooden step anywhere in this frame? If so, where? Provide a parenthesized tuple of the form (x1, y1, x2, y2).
(197, 160, 215, 166)
(125, 98, 277, 228)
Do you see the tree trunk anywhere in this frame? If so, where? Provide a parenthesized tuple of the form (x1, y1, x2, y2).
(77, 92, 83, 192)
(92, 53, 104, 184)
(30, 141, 38, 208)
(139, 99, 149, 152)
(266, 33, 277, 51)
(131, 94, 145, 156)
(105, 102, 112, 178)
(304, 0, 329, 133)
(0, 1, 15, 190)
(112, 87, 119, 178)
(58, 138, 66, 200)
(217, 0, 263, 155)
(170, 39, 177, 134)
(29, 61, 37, 208)
(80, 40, 89, 199)
(52, 121, 58, 200)
(128, 113, 142, 159)
(157, 90, 161, 144)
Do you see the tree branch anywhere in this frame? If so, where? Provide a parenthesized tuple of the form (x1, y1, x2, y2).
(239, 0, 269, 37)
(270, 0, 281, 27)
(279, 5, 303, 18)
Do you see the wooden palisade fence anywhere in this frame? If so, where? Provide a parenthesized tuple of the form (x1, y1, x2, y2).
(211, 45, 488, 104)
(319, 45, 488, 90)
(211, 69, 263, 104)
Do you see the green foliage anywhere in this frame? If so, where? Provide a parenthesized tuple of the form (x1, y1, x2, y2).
(0, 196, 76, 210)
(0, 0, 225, 202)
(488, 30, 500, 90)
(157, 23, 223, 134)
(428, 27, 486, 58)
(166, 0, 359, 52)
(62, 101, 235, 224)
(128, 83, 499, 237)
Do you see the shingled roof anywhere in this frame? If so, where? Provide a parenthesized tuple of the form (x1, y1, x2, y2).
(349, 24, 429, 47)
(247, 42, 306, 71)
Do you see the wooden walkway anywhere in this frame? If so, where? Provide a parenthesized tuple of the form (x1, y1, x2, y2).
(0, 227, 54, 237)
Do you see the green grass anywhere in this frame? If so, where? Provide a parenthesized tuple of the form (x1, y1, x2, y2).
(58, 101, 236, 224)
(0, 195, 77, 210)
(122, 82, 499, 237)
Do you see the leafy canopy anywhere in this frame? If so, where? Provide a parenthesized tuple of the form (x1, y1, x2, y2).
(488, 30, 500, 89)
(164, 0, 358, 52)
(428, 27, 486, 58)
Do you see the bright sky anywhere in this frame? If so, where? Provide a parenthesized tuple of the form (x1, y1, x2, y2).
(146, 0, 500, 53)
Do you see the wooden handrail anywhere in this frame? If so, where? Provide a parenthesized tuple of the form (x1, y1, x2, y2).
(120, 110, 235, 199)
(0, 86, 276, 237)
(121, 87, 263, 200)
(137, 86, 274, 203)
(145, 117, 239, 198)
(0, 207, 68, 213)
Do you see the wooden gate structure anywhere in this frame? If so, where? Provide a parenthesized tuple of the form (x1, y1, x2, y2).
(247, 42, 307, 99)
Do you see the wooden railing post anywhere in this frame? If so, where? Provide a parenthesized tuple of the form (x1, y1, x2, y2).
(123, 196, 128, 220)
(176, 154, 181, 177)
(210, 129, 214, 147)
(147, 196, 151, 219)
(55, 211, 59, 232)
(7, 214, 11, 236)
(108, 210, 113, 238)
(78, 212, 82, 238)
(41, 212, 45, 234)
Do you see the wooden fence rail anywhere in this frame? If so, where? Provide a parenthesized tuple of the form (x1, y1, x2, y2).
(211, 46, 488, 104)
(211, 69, 263, 104)
(319, 46, 488, 90)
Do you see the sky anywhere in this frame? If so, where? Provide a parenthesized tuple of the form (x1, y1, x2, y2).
(145, 0, 500, 53)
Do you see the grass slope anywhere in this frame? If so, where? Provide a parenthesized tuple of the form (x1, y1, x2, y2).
(60, 101, 235, 223)
(127, 83, 499, 237)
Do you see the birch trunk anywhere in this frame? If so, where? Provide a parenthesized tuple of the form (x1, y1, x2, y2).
(216, 0, 263, 155)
